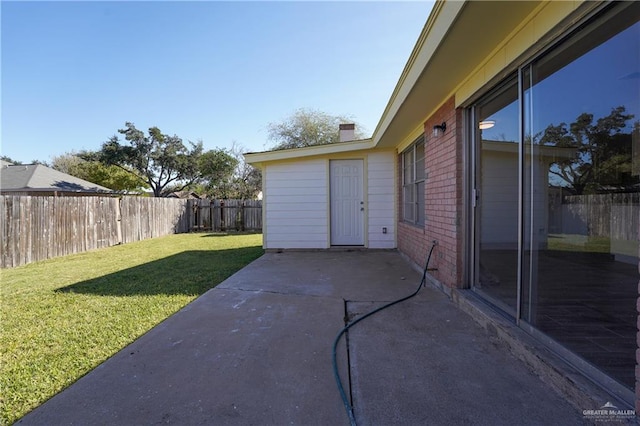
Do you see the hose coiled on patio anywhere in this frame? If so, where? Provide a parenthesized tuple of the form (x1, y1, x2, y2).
(331, 242, 437, 426)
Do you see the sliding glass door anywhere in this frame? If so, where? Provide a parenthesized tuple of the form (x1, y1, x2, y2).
(521, 9, 639, 390)
(472, 2, 639, 394)
(473, 77, 520, 314)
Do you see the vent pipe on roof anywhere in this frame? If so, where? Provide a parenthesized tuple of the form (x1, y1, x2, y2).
(339, 123, 355, 142)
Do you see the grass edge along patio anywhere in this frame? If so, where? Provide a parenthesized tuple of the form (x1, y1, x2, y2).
(1, 233, 263, 425)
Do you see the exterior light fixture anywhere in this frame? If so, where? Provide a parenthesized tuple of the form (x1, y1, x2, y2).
(432, 122, 446, 137)
(479, 120, 495, 130)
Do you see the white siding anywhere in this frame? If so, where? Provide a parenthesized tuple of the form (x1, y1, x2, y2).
(263, 152, 397, 250)
(480, 151, 518, 246)
(264, 160, 328, 249)
(367, 152, 396, 248)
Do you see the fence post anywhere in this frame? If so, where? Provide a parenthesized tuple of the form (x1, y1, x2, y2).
(240, 202, 245, 232)
(220, 200, 225, 232)
(210, 200, 215, 231)
(116, 197, 123, 245)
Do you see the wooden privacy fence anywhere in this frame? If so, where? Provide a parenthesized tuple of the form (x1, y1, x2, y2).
(120, 197, 190, 244)
(558, 193, 639, 239)
(1, 196, 122, 268)
(1, 196, 261, 268)
(188, 199, 262, 232)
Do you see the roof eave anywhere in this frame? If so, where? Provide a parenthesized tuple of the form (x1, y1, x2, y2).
(372, 0, 546, 150)
(244, 139, 375, 166)
(371, 0, 461, 148)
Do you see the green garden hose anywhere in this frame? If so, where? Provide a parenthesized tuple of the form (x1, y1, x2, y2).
(331, 241, 437, 426)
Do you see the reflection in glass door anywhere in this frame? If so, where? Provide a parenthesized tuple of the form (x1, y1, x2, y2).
(473, 77, 520, 313)
(471, 3, 639, 394)
(521, 15, 640, 391)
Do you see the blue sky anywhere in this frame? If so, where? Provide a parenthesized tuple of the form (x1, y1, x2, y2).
(483, 20, 639, 142)
(1, 1, 433, 164)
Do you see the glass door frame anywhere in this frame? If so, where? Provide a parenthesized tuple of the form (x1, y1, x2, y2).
(468, 74, 523, 320)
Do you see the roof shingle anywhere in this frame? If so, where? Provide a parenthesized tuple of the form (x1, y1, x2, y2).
(0, 163, 113, 194)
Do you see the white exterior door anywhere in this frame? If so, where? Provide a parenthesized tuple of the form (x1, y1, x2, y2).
(330, 159, 364, 246)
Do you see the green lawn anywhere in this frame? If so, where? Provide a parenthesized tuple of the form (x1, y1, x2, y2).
(547, 233, 611, 253)
(0, 233, 263, 425)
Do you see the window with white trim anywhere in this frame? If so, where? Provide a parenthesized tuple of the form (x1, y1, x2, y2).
(402, 137, 425, 225)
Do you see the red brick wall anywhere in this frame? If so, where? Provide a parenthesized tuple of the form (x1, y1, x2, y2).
(398, 97, 465, 289)
(397, 221, 430, 270)
(397, 97, 640, 410)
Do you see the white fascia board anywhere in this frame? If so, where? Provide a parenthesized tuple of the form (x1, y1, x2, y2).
(244, 139, 375, 165)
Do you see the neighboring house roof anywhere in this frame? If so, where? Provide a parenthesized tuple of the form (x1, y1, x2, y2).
(0, 163, 114, 194)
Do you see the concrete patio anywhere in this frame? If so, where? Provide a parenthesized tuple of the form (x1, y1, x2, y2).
(18, 251, 586, 425)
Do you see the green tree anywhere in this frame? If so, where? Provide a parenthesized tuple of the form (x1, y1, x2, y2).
(267, 108, 366, 150)
(228, 143, 261, 199)
(51, 151, 148, 192)
(50, 152, 82, 174)
(96, 122, 203, 197)
(192, 144, 262, 199)
(540, 106, 636, 194)
(0, 155, 22, 165)
(0, 156, 47, 166)
(231, 160, 262, 199)
(197, 148, 238, 198)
